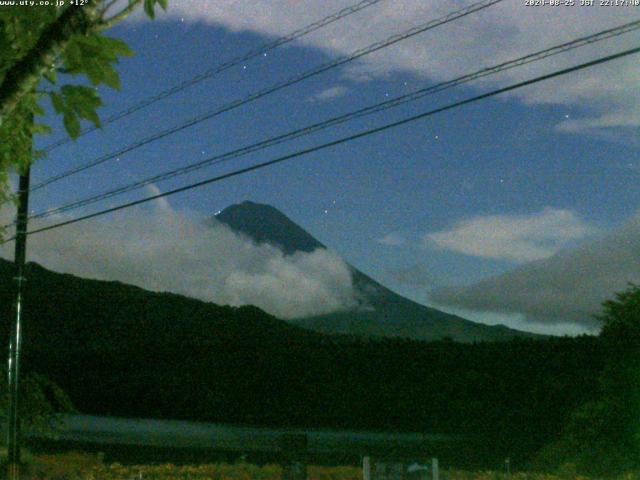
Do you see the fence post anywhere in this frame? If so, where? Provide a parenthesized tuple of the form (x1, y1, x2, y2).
(280, 433, 308, 480)
(431, 458, 438, 480)
(363, 456, 371, 480)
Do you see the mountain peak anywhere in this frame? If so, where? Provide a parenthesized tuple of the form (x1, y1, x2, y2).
(214, 201, 540, 342)
(217, 200, 277, 214)
(215, 201, 324, 255)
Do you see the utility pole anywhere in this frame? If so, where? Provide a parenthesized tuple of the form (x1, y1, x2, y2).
(7, 166, 31, 480)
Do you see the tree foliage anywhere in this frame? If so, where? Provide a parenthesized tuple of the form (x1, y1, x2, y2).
(534, 284, 640, 476)
(0, 0, 167, 436)
(598, 282, 640, 342)
(0, 369, 76, 440)
(0, 0, 167, 206)
(0, 258, 608, 470)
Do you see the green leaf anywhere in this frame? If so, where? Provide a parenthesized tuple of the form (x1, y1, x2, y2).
(31, 101, 45, 116)
(82, 59, 105, 86)
(52, 85, 103, 137)
(60, 85, 103, 129)
(62, 34, 130, 90)
(157, 0, 168, 10)
(63, 111, 81, 139)
(32, 123, 51, 135)
(62, 34, 132, 86)
(103, 36, 134, 57)
(49, 92, 64, 113)
(62, 38, 83, 73)
(144, 0, 156, 19)
(101, 65, 121, 90)
(32, 148, 46, 161)
(43, 67, 57, 84)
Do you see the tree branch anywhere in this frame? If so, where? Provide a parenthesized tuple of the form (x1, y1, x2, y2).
(96, 0, 143, 32)
(99, 0, 121, 16)
(0, 1, 102, 126)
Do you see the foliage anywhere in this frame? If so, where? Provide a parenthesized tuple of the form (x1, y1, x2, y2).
(0, 367, 75, 443)
(534, 284, 640, 476)
(16, 454, 640, 480)
(598, 283, 640, 343)
(0, 259, 608, 471)
(28, 451, 103, 480)
(0, 0, 167, 206)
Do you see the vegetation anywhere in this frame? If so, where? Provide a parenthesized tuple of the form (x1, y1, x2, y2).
(0, 259, 606, 471)
(533, 284, 640, 476)
(0, 0, 167, 208)
(2, 2, 636, 478)
(0, 369, 74, 439)
(0, 253, 636, 475)
(13, 452, 640, 480)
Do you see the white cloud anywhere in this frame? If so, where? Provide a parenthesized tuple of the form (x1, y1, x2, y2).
(376, 231, 405, 246)
(426, 208, 594, 263)
(141, 0, 640, 133)
(144, 182, 172, 213)
(308, 85, 348, 102)
(386, 264, 435, 288)
(0, 203, 357, 320)
(430, 211, 640, 326)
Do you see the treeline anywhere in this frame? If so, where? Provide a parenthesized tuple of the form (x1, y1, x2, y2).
(0, 260, 607, 469)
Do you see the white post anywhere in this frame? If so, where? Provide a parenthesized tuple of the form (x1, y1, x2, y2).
(431, 458, 439, 480)
(363, 456, 371, 480)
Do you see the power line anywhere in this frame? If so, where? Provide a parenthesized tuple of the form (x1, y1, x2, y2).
(5, 45, 637, 243)
(31, 0, 504, 192)
(25, 18, 640, 222)
(41, 0, 388, 153)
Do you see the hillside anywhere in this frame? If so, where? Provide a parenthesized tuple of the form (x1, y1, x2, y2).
(0, 258, 603, 466)
(215, 201, 539, 342)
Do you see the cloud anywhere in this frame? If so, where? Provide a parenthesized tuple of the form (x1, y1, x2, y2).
(426, 207, 594, 263)
(308, 85, 348, 102)
(376, 231, 405, 246)
(144, 182, 172, 213)
(430, 211, 640, 327)
(143, 0, 640, 133)
(0, 203, 358, 320)
(387, 264, 436, 288)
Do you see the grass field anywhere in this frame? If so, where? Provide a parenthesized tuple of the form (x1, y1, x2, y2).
(19, 452, 637, 480)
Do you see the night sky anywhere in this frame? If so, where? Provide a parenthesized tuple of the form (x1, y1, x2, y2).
(5, 0, 640, 335)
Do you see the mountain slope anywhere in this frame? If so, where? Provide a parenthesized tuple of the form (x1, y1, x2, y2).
(216, 201, 539, 342)
(0, 258, 602, 467)
(0, 258, 329, 424)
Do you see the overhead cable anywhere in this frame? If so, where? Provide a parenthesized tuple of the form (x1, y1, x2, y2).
(5, 45, 637, 243)
(31, 0, 504, 192)
(26, 18, 640, 222)
(41, 0, 388, 152)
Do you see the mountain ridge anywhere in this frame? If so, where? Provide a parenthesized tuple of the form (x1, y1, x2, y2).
(215, 201, 541, 342)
